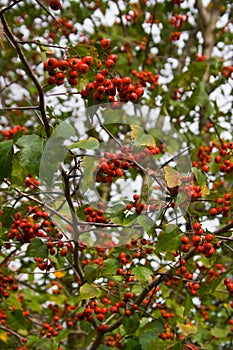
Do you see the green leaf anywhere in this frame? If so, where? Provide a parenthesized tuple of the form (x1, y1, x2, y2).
(192, 167, 207, 188)
(156, 229, 181, 253)
(183, 293, 194, 316)
(81, 156, 96, 192)
(26, 238, 48, 259)
(165, 224, 179, 234)
(139, 333, 165, 350)
(121, 337, 141, 350)
(123, 313, 140, 334)
(16, 135, 44, 175)
(39, 122, 75, 187)
(210, 326, 229, 338)
(102, 258, 119, 275)
(67, 43, 99, 60)
(78, 283, 101, 301)
(140, 318, 165, 335)
(84, 264, 100, 283)
(11, 153, 28, 186)
(137, 215, 155, 232)
(69, 137, 99, 150)
(131, 125, 155, 147)
(131, 266, 153, 284)
(27, 337, 53, 349)
(0, 140, 14, 179)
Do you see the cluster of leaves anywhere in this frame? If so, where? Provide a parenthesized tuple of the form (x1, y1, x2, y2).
(0, 1, 233, 350)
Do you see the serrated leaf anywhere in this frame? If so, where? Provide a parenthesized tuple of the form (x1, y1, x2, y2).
(156, 230, 181, 253)
(11, 153, 28, 186)
(26, 238, 48, 259)
(131, 125, 155, 147)
(210, 326, 229, 338)
(177, 322, 198, 336)
(131, 266, 153, 284)
(16, 135, 44, 175)
(137, 215, 155, 232)
(84, 264, 100, 283)
(165, 224, 179, 234)
(102, 258, 119, 275)
(123, 313, 140, 334)
(183, 293, 194, 316)
(68, 43, 99, 60)
(78, 283, 101, 301)
(69, 137, 99, 150)
(121, 336, 141, 350)
(40, 122, 75, 187)
(81, 156, 96, 192)
(0, 140, 14, 179)
(140, 318, 165, 335)
(27, 337, 53, 350)
(192, 167, 207, 188)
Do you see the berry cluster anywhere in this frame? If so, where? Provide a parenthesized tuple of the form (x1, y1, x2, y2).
(166, 259, 200, 296)
(224, 277, 233, 298)
(7, 208, 49, 243)
(209, 193, 232, 217)
(95, 145, 160, 184)
(5, 206, 74, 270)
(170, 32, 182, 41)
(48, 17, 75, 41)
(192, 141, 233, 174)
(0, 271, 18, 298)
(1, 125, 26, 140)
(24, 174, 40, 190)
(169, 14, 189, 28)
(222, 65, 233, 78)
(81, 71, 145, 103)
(40, 318, 63, 338)
(125, 194, 146, 215)
(195, 53, 206, 62)
(84, 202, 108, 224)
(132, 69, 159, 91)
(44, 56, 94, 86)
(180, 222, 217, 258)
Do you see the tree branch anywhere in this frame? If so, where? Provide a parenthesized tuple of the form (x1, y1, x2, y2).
(0, 14, 51, 138)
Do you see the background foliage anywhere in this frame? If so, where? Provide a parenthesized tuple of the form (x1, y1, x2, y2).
(0, 0, 233, 349)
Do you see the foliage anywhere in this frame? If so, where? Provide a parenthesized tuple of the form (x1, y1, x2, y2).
(0, 1, 233, 350)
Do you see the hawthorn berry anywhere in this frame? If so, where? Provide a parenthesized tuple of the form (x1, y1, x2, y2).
(100, 38, 111, 49)
(49, 0, 61, 11)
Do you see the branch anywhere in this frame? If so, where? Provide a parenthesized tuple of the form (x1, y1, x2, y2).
(0, 14, 51, 138)
(88, 248, 196, 349)
(0, 325, 25, 343)
(213, 220, 233, 235)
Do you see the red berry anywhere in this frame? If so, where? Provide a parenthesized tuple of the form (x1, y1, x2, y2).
(133, 194, 140, 201)
(106, 59, 115, 68)
(58, 59, 68, 71)
(210, 207, 217, 216)
(202, 165, 209, 172)
(49, 0, 61, 11)
(47, 57, 58, 70)
(100, 38, 111, 49)
(97, 313, 105, 321)
(82, 56, 94, 66)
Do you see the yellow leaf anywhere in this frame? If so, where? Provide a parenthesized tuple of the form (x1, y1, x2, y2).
(164, 166, 181, 188)
(177, 322, 198, 336)
(53, 271, 66, 278)
(0, 331, 8, 343)
(201, 184, 210, 197)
